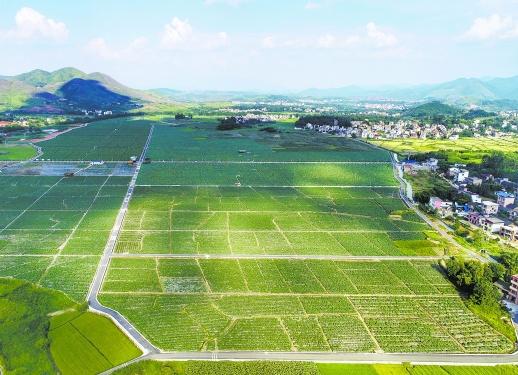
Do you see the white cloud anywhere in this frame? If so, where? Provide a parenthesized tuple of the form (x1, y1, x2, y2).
(85, 36, 148, 60)
(261, 36, 276, 48)
(366, 22, 398, 47)
(305, 1, 322, 10)
(161, 17, 193, 48)
(260, 22, 396, 50)
(161, 17, 229, 50)
(0, 7, 68, 42)
(462, 14, 518, 40)
(317, 34, 336, 48)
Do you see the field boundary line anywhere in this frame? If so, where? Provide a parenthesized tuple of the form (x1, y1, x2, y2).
(135, 184, 400, 188)
(109, 253, 446, 261)
(0, 177, 64, 234)
(37, 175, 112, 284)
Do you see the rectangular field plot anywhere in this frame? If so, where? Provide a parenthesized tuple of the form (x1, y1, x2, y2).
(0, 175, 128, 301)
(99, 259, 512, 353)
(114, 186, 437, 256)
(147, 122, 391, 162)
(137, 163, 396, 187)
(39, 118, 152, 161)
(102, 259, 454, 296)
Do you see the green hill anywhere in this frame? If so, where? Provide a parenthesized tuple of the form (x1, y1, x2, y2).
(0, 67, 156, 113)
(15, 67, 86, 87)
(404, 101, 461, 117)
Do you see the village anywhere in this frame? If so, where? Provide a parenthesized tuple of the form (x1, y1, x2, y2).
(300, 117, 517, 139)
(403, 157, 518, 244)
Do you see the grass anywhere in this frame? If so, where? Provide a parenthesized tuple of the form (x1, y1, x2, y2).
(49, 310, 142, 375)
(370, 137, 518, 164)
(113, 361, 518, 375)
(0, 278, 140, 375)
(0, 144, 37, 160)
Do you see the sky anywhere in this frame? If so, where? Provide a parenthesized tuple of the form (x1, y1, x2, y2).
(0, 0, 517, 91)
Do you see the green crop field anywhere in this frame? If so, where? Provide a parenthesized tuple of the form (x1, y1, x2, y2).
(147, 120, 391, 162)
(100, 258, 511, 353)
(98, 120, 512, 354)
(114, 361, 518, 375)
(0, 144, 37, 160)
(112, 185, 436, 256)
(0, 175, 130, 301)
(0, 278, 141, 375)
(39, 118, 152, 161)
(49, 310, 142, 375)
(2, 116, 515, 374)
(138, 162, 396, 186)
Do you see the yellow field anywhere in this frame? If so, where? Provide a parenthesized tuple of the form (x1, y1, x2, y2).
(370, 137, 518, 163)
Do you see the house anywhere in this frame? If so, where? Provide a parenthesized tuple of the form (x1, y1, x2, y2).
(467, 212, 481, 225)
(466, 176, 483, 186)
(480, 216, 504, 233)
(509, 207, 518, 221)
(429, 197, 453, 217)
(496, 191, 515, 208)
(463, 191, 481, 203)
(481, 201, 499, 215)
(501, 225, 518, 241)
(508, 275, 518, 304)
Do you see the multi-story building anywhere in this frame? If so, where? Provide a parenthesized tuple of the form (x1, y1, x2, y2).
(481, 201, 499, 215)
(508, 275, 518, 304)
(480, 216, 505, 233)
(501, 225, 518, 241)
(497, 191, 515, 208)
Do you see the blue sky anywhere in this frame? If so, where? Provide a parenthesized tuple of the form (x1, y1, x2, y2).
(0, 0, 517, 90)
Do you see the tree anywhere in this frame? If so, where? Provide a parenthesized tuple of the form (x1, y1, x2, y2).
(470, 280, 501, 307)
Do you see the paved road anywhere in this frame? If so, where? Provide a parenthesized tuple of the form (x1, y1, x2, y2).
(87, 125, 158, 355)
(112, 253, 445, 261)
(146, 350, 518, 365)
(390, 153, 488, 263)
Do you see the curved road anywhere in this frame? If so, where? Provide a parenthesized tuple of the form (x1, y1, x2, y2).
(87, 125, 158, 354)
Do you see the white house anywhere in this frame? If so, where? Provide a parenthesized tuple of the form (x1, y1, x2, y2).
(480, 216, 504, 233)
(481, 201, 499, 215)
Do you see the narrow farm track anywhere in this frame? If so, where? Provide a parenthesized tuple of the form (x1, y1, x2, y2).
(110, 253, 445, 261)
(87, 125, 158, 354)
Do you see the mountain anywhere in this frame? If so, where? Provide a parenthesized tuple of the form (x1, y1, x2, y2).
(58, 78, 132, 110)
(0, 68, 156, 113)
(297, 76, 518, 103)
(15, 67, 86, 87)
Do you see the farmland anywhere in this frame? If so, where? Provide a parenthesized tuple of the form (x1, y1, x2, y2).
(147, 120, 391, 162)
(98, 118, 511, 354)
(2, 115, 516, 373)
(369, 137, 518, 164)
(114, 361, 518, 375)
(38, 118, 152, 161)
(0, 278, 141, 375)
(0, 174, 131, 301)
(0, 144, 37, 160)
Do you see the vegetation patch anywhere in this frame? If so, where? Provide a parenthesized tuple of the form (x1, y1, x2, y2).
(0, 278, 140, 375)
